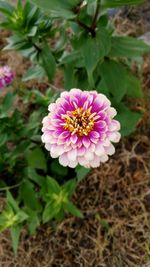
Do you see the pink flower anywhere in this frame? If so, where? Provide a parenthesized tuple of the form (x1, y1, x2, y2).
(0, 66, 14, 89)
(42, 89, 121, 168)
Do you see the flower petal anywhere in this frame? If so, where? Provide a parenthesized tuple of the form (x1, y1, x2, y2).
(59, 153, 69, 167)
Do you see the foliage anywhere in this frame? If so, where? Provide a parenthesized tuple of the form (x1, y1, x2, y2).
(0, 88, 87, 254)
(0, 0, 149, 253)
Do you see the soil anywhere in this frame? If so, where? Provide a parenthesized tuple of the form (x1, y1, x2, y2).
(0, 2, 150, 267)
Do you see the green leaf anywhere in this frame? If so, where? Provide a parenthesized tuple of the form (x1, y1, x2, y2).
(100, 60, 128, 102)
(0, 133, 8, 147)
(126, 74, 143, 98)
(7, 191, 19, 213)
(0, 0, 15, 16)
(63, 179, 77, 197)
(109, 36, 150, 58)
(43, 201, 60, 223)
(96, 78, 109, 97)
(64, 63, 78, 90)
(26, 147, 47, 171)
(63, 201, 83, 218)
(81, 28, 111, 87)
(75, 165, 90, 183)
(116, 103, 142, 136)
(26, 209, 40, 234)
(17, 210, 28, 223)
(50, 160, 68, 178)
(20, 180, 41, 210)
(27, 167, 45, 187)
(22, 65, 45, 81)
(10, 225, 22, 255)
(0, 92, 16, 118)
(101, 0, 146, 8)
(40, 44, 56, 81)
(46, 176, 60, 195)
(30, 0, 78, 19)
(59, 51, 80, 65)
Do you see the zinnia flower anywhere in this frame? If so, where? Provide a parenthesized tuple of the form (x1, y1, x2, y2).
(42, 89, 121, 168)
(0, 66, 14, 89)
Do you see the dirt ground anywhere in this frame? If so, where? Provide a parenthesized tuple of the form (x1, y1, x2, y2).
(0, 2, 150, 267)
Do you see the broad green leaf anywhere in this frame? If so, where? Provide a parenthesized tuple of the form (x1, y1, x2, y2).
(100, 60, 128, 102)
(10, 225, 22, 255)
(96, 78, 109, 97)
(126, 74, 143, 97)
(116, 103, 142, 136)
(22, 65, 45, 81)
(75, 165, 90, 183)
(81, 28, 111, 86)
(63, 201, 83, 218)
(64, 63, 77, 90)
(20, 180, 41, 210)
(40, 44, 56, 81)
(26, 147, 47, 171)
(30, 0, 78, 19)
(46, 176, 60, 195)
(109, 36, 150, 58)
(59, 51, 80, 65)
(101, 0, 146, 8)
(43, 201, 60, 223)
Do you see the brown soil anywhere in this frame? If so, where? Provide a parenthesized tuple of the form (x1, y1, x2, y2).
(0, 3, 150, 267)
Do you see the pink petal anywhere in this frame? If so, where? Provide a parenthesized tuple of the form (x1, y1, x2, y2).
(78, 156, 89, 166)
(107, 107, 117, 118)
(70, 134, 78, 144)
(99, 154, 109, 163)
(107, 132, 121, 143)
(109, 120, 120, 131)
(77, 146, 85, 156)
(67, 149, 77, 161)
(95, 142, 105, 156)
(89, 131, 100, 139)
(48, 103, 56, 112)
(105, 143, 115, 155)
(85, 152, 94, 161)
(82, 136, 90, 148)
(58, 131, 70, 139)
(59, 153, 69, 167)
(89, 155, 101, 168)
(68, 161, 78, 168)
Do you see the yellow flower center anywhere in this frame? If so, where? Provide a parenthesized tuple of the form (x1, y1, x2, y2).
(62, 107, 96, 136)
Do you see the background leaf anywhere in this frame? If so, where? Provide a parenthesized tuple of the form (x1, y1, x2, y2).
(109, 36, 150, 58)
(10, 225, 22, 255)
(101, 0, 146, 8)
(26, 148, 47, 171)
(40, 44, 56, 81)
(75, 166, 90, 183)
(116, 103, 142, 136)
(100, 60, 128, 102)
